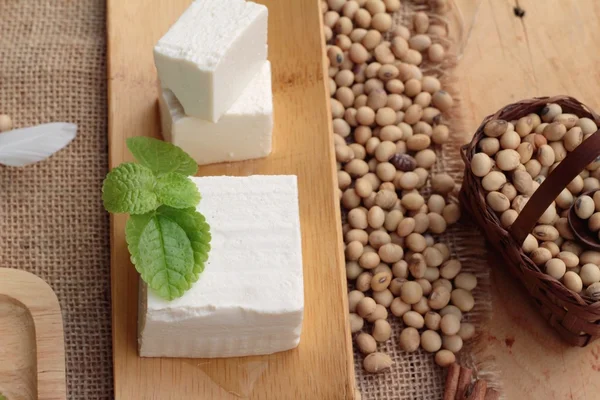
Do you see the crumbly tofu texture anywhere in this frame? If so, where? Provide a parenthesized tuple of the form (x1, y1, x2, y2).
(159, 62, 273, 166)
(154, 0, 268, 122)
(139, 175, 304, 358)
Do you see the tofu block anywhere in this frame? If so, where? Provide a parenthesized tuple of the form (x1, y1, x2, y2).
(154, 0, 268, 122)
(139, 175, 304, 358)
(159, 62, 273, 166)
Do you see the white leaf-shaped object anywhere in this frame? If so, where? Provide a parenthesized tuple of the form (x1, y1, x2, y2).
(0, 123, 77, 167)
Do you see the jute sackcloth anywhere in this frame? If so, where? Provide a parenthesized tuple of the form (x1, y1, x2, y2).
(0, 1, 112, 399)
(351, 1, 503, 399)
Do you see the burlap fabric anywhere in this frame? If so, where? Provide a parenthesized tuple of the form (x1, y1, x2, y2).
(0, 1, 112, 399)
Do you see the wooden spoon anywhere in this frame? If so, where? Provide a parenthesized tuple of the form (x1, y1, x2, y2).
(568, 189, 600, 250)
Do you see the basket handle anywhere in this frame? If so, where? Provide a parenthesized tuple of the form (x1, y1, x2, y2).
(510, 129, 600, 245)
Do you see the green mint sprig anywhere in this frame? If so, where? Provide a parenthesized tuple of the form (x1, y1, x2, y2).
(102, 137, 211, 301)
(0, 393, 7, 400)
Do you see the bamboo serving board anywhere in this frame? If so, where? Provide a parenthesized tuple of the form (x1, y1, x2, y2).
(106, 0, 355, 399)
(0, 268, 66, 400)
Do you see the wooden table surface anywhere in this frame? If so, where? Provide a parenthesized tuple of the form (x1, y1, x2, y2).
(454, 0, 600, 399)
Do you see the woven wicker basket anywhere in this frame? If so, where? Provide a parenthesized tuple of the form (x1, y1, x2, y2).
(460, 95, 600, 347)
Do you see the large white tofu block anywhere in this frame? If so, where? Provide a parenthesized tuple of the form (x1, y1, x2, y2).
(159, 62, 273, 166)
(139, 175, 304, 358)
(154, 0, 268, 122)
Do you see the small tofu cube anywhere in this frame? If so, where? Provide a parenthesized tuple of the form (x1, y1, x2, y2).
(139, 175, 304, 358)
(154, 0, 268, 122)
(159, 62, 273, 166)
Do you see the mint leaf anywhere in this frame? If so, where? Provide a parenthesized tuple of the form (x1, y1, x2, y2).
(126, 207, 211, 296)
(156, 173, 201, 209)
(127, 137, 198, 177)
(157, 206, 211, 277)
(106, 138, 211, 301)
(0, 393, 7, 400)
(125, 212, 155, 266)
(102, 163, 158, 214)
(137, 214, 195, 300)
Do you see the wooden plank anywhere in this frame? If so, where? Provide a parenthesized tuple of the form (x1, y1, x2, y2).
(106, 0, 355, 399)
(0, 268, 66, 400)
(455, 0, 600, 398)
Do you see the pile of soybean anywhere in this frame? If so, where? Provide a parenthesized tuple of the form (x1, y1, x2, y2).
(322, 0, 476, 372)
(471, 104, 600, 297)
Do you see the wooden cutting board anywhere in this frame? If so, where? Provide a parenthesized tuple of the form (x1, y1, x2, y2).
(106, 0, 355, 399)
(455, 0, 600, 398)
(0, 268, 66, 400)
